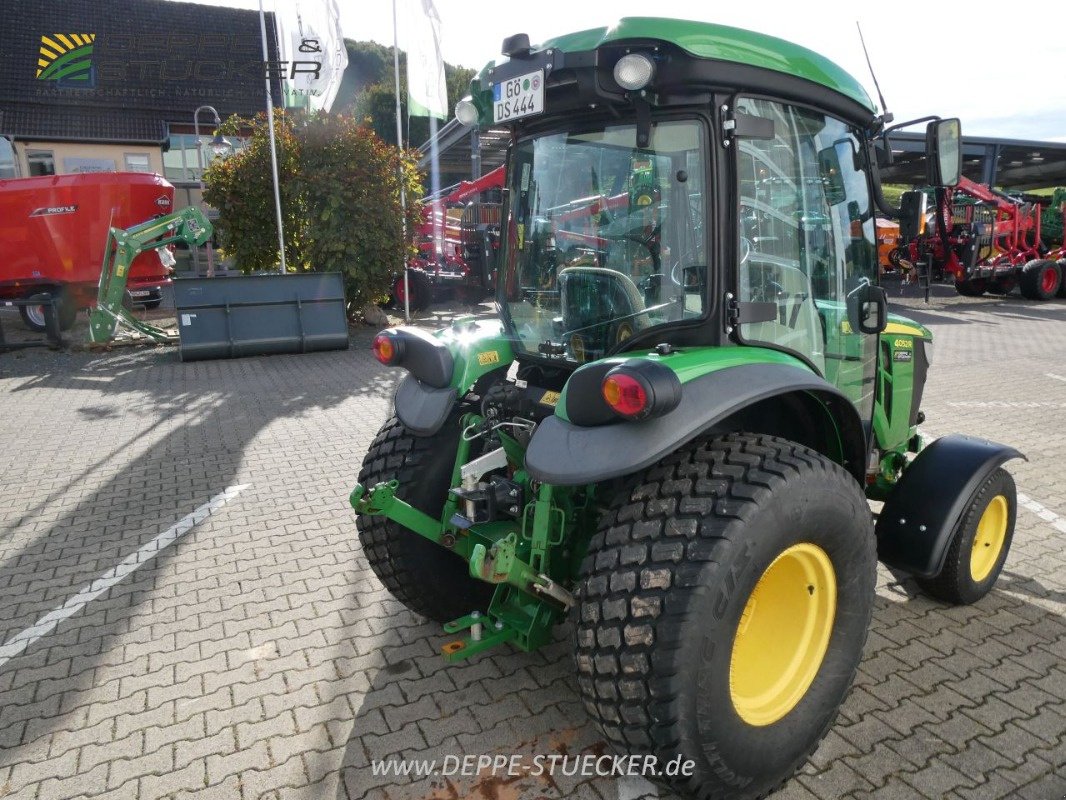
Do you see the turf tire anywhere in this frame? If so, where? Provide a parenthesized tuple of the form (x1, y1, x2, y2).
(574, 433, 876, 800)
(356, 415, 493, 622)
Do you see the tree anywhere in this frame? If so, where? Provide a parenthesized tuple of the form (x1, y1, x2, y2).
(203, 110, 423, 310)
(336, 40, 478, 148)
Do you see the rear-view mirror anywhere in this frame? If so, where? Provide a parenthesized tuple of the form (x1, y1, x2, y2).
(926, 118, 961, 187)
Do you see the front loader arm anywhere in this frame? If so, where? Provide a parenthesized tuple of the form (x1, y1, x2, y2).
(88, 207, 213, 344)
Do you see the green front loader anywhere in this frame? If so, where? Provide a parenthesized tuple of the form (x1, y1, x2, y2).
(350, 18, 1022, 799)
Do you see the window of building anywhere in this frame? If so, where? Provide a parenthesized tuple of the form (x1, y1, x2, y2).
(0, 137, 17, 178)
(27, 150, 55, 176)
(124, 153, 152, 173)
(164, 131, 245, 182)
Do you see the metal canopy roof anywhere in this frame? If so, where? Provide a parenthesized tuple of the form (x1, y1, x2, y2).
(879, 132, 1066, 190)
(416, 119, 508, 187)
(419, 122, 1066, 192)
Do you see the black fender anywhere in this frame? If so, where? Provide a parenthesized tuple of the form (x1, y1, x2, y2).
(525, 363, 867, 486)
(876, 435, 1025, 578)
(393, 372, 458, 436)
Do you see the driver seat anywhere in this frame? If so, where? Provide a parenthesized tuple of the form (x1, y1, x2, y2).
(559, 266, 649, 347)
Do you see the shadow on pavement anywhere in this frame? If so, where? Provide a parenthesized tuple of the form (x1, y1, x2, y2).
(0, 328, 385, 766)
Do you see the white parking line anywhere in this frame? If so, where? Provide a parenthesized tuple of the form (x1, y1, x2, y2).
(1017, 492, 1066, 535)
(0, 485, 248, 669)
(947, 401, 1066, 408)
(1046, 373, 1066, 383)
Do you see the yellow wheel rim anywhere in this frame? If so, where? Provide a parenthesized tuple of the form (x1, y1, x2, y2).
(969, 495, 1008, 582)
(729, 543, 837, 727)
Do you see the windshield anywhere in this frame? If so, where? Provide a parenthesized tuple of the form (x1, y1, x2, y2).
(500, 120, 707, 363)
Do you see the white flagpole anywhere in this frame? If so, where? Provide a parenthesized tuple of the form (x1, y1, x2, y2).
(258, 0, 288, 274)
(393, 0, 410, 322)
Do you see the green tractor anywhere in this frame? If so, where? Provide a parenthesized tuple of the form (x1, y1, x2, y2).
(351, 18, 1022, 799)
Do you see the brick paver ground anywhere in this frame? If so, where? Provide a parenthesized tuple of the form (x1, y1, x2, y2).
(0, 281, 1063, 800)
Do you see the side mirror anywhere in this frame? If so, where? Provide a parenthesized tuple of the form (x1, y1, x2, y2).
(926, 118, 961, 187)
(816, 144, 847, 206)
(846, 282, 888, 335)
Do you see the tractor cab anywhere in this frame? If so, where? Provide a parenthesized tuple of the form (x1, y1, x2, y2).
(453, 21, 960, 424)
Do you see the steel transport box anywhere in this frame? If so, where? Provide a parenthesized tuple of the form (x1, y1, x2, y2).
(173, 272, 349, 361)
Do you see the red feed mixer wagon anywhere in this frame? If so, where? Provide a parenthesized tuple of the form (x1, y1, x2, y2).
(0, 172, 177, 331)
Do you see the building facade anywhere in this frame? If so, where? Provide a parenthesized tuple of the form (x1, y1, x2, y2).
(0, 0, 282, 207)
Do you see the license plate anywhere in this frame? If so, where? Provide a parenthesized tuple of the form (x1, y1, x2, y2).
(129, 290, 150, 298)
(493, 70, 543, 123)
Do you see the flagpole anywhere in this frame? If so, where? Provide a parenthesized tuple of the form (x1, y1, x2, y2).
(393, 0, 410, 323)
(258, 0, 288, 274)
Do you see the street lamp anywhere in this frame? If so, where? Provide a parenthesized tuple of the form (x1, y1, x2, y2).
(194, 105, 233, 277)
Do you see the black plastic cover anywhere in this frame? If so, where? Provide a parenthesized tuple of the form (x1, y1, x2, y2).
(528, 363, 865, 485)
(564, 361, 619, 426)
(876, 434, 1024, 578)
(380, 327, 454, 389)
(394, 373, 458, 436)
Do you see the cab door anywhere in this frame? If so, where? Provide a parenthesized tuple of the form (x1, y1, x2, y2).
(734, 98, 879, 422)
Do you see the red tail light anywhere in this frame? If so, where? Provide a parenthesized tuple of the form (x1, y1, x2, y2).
(372, 333, 402, 365)
(602, 372, 649, 418)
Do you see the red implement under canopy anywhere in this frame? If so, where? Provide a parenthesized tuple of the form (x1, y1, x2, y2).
(0, 172, 176, 305)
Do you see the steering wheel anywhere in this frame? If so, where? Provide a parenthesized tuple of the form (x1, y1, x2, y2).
(739, 236, 754, 266)
(603, 230, 662, 273)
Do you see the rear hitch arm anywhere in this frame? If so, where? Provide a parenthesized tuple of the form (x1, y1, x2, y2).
(349, 481, 446, 544)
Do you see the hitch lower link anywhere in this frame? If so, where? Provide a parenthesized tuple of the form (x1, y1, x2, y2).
(349, 480, 575, 662)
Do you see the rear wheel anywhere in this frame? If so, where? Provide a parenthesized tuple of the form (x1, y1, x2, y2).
(574, 433, 876, 799)
(356, 415, 493, 622)
(19, 291, 77, 332)
(1057, 260, 1066, 298)
(954, 278, 987, 297)
(916, 468, 1016, 605)
(1019, 259, 1061, 300)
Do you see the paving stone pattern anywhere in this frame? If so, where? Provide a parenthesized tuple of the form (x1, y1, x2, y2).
(0, 285, 1063, 799)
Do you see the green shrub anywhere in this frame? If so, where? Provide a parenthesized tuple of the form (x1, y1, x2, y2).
(203, 110, 423, 310)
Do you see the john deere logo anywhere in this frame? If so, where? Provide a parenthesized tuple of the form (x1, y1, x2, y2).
(37, 34, 97, 88)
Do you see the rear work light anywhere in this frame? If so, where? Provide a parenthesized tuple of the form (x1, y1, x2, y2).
(602, 372, 648, 417)
(600, 359, 682, 421)
(372, 332, 404, 365)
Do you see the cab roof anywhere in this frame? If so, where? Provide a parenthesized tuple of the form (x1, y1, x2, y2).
(480, 17, 876, 114)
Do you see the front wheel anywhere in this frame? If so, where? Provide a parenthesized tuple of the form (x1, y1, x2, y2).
(916, 468, 1016, 605)
(391, 270, 433, 312)
(574, 434, 876, 799)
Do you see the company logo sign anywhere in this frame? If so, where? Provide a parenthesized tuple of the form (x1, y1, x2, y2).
(155, 195, 172, 209)
(30, 205, 78, 217)
(36, 33, 97, 88)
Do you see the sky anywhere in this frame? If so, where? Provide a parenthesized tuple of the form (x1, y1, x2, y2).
(171, 0, 1066, 141)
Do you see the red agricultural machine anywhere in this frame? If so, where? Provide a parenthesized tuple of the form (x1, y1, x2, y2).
(0, 172, 177, 331)
(395, 166, 505, 310)
(899, 176, 1065, 299)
